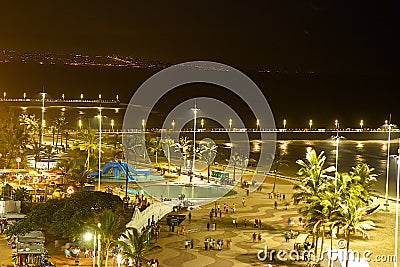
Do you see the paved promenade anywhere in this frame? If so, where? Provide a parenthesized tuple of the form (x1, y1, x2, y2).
(2, 173, 397, 266)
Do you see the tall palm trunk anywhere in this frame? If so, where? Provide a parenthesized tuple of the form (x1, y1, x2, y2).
(345, 230, 350, 267)
(314, 230, 319, 256)
(319, 225, 325, 258)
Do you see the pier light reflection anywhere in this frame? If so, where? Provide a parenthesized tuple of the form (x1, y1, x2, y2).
(279, 141, 289, 154)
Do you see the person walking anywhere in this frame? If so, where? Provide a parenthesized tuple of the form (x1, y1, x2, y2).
(188, 212, 192, 223)
(274, 201, 277, 209)
(284, 232, 289, 242)
(244, 218, 247, 228)
(252, 232, 257, 242)
(207, 222, 210, 231)
(258, 233, 261, 242)
(242, 197, 245, 206)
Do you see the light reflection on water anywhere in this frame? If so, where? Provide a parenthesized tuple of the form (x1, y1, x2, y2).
(8, 105, 400, 198)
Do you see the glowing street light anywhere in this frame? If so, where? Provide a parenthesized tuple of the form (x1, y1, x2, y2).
(62, 93, 65, 100)
(80, 93, 84, 100)
(142, 119, 146, 131)
(309, 119, 312, 130)
(111, 119, 115, 131)
(78, 119, 82, 130)
(171, 119, 175, 130)
(283, 119, 287, 130)
(201, 118, 204, 129)
(84, 232, 96, 267)
(335, 120, 339, 129)
(3, 92, 6, 98)
(256, 119, 260, 130)
(360, 119, 364, 129)
(229, 119, 232, 131)
(116, 94, 119, 101)
(23, 92, 26, 99)
(191, 102, 200, 175)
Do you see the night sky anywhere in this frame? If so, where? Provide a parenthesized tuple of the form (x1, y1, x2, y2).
(0, 1, 399, 128)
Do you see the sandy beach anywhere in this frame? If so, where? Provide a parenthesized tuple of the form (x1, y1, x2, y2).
(4, 166, 399, 267)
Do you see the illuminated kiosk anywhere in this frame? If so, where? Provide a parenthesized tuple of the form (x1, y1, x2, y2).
(15, 230, 46, 266)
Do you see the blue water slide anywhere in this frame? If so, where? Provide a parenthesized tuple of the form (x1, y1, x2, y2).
(101, 161, 151, 180)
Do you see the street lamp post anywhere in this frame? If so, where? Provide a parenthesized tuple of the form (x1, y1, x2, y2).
(97, 223, 102, 267)
(16, 157, 21, 186)
(111, 119, 115, 131)
(191, 102, 199, 175)
(283, 119, 287, 130)
(41, 90, 46, 145)
(201, 118, 204, 129)
(98, 108, 102, 191)
(334, 123, 340, 191)
(385, 117, 393, 210)
(256, 119, 260, 130)
(309, 119, 312, 130)
(392, 139, 400, 267)
(229, 119, 232, 131)
(360, 119, 364, 129)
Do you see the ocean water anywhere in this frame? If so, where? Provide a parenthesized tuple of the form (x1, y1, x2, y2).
(1, 63, 399, 198)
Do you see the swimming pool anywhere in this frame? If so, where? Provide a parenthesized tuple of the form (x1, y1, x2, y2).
(128, 184, 235, 199)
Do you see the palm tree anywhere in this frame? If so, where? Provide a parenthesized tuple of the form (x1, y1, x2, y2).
(200, 141, 218, 182)
(54, 116, 68, 148)
(70, 163, 89, 185)
(95, 209, 127, 267)
(148, 137, 163, 167)
(162, 137, 175, 173)
(175, 136, 191, 173)
(350, 163, 377, 204)
(229, 152, 247, 183)
(13, 187, 32, 202)
(19, 114, 40, 143)
(270, 146, 288, 193)
(293, 148, 335, 253)
(293, 149, 335, 204)
(116, 227, 161, 267)
(25, 141, 45, 169)
(56, 158, 77, 184)
(75, 129, 98, 171)
(124, 134, 146, 168)
(335, 199, 374, 267)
